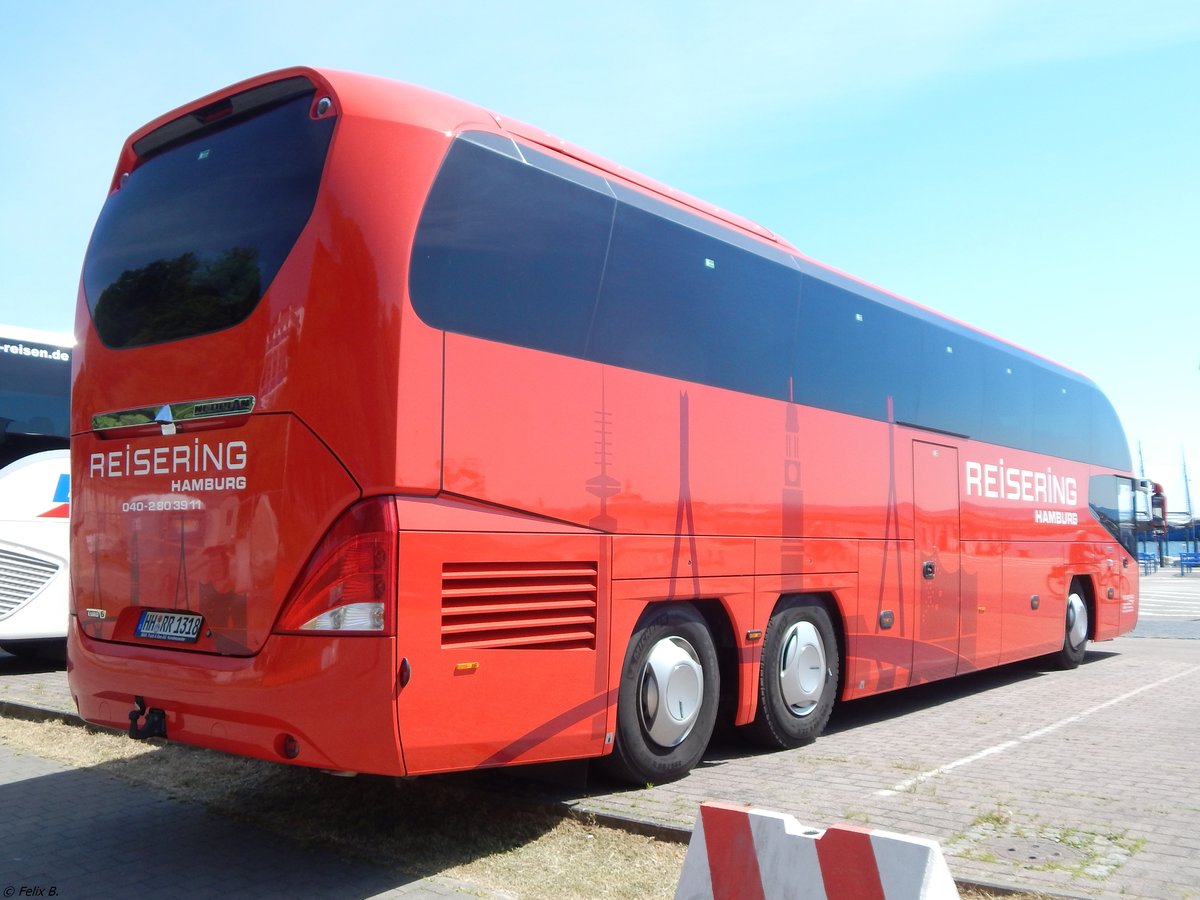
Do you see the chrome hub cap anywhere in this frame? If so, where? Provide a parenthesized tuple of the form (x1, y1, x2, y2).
(1066, 592, 1088, 650)
(779, 621, 827, 717)
(639, 636, 704, 748)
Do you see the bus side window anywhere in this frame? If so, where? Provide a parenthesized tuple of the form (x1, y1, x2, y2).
(586, 202, 798, 401)
(410, 138, 613, 359)
(1089, 474, 1136, 555)
(794, 277, 920, 425)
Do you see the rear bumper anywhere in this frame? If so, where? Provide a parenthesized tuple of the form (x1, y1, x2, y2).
(67, 618, 406, 775)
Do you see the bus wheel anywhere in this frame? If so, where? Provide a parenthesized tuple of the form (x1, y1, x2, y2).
(745, 600, 838, 749)
(602, 604, 719, 785)
(1055, 586, 1089, 670)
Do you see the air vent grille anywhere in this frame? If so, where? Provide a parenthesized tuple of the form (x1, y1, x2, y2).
(440, 561, 598, 650)
(0, 549, 60, 619)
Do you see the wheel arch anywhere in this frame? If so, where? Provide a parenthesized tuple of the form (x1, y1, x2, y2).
(644, 596, 763, 733)
(600, 597, 723, 784)
(740, 591, 845, 749)
(1068, 573, 1097, 641)
(690, 597, 740, 731)
(772, 591, 848, 702)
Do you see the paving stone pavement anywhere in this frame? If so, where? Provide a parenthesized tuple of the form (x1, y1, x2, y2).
(560, 635, 1200, 899)
(552, 569, 1200, 899)
(4, 570, 1199, 898)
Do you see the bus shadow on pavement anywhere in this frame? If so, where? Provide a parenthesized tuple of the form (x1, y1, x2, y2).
(825, 649, 1119, 736)
(0, 762, 417, 897)
(0, 650, 64, 675)
(0, 726, 554, 898)
(677, 648, 1123, 772)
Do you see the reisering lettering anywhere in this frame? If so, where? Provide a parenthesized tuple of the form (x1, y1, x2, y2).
(88, 439, 248, 479)
(964, 459, 1077, 506)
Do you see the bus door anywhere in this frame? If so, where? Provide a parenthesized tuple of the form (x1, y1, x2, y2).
(911, 440, 961, 684)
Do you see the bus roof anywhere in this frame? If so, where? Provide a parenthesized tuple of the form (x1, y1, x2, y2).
(116, 66, 1094, 389)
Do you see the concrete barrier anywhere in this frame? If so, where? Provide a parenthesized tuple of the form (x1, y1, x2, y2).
(675, 800, 959, 899)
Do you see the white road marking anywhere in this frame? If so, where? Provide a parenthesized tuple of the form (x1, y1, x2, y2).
(875, 665, 1200, 797)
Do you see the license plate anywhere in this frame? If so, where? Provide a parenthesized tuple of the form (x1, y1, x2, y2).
(136, 609, 204, 643)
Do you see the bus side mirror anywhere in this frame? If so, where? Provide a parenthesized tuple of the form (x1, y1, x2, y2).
(1151, 483, 1166, 532)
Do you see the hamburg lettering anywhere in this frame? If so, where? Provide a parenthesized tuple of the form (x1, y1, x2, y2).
(88, 439, 248, 479)
(170, 476, 247, 492)
(1034, 509, 1079, 525)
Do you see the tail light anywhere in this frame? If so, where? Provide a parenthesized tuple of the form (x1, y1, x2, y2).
(275, 496, 398, 635)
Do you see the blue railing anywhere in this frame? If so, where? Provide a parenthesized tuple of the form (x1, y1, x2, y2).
(1181, 551, 1200, 575)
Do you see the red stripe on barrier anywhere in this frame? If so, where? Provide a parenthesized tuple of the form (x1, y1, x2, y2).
(815, 824, 886, 900)
(700, 802, 766, 900)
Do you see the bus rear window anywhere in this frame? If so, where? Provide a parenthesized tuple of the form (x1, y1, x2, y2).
(82, 88, 335, 349)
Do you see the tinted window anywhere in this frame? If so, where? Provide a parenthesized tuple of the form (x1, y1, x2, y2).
(917, 324, 982, 437)
(1091, 393, 1132, 471)
(1032, 371, 1090, 463)
(1090, 474, 1136, 555)
(979, 353, 1034, 450)
(587, 203, 798, 399)
(83, 89, 334, 348)
(0, 339, 70, 438)
(795, 278, 919, 424)
(410, 139, 615, 358)
(409, 133, 1131, 470)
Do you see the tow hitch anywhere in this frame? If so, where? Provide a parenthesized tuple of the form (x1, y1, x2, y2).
(128, 695, 167, 740)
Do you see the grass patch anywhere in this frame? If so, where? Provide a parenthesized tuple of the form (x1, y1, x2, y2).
(945, 802, 1145, 885)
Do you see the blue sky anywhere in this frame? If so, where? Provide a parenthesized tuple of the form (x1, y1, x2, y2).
(2, 1, 1198, 507)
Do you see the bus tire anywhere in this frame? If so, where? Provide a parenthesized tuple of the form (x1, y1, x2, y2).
(745, 600, 838, 749)
(601, 604, 719, 785)
(1055, 585, 1089, 670)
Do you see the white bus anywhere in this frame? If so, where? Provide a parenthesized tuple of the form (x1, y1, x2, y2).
(0, 324, 72, 659)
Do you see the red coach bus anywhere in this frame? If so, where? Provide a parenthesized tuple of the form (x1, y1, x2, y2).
(68, 67, 1150, 784)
